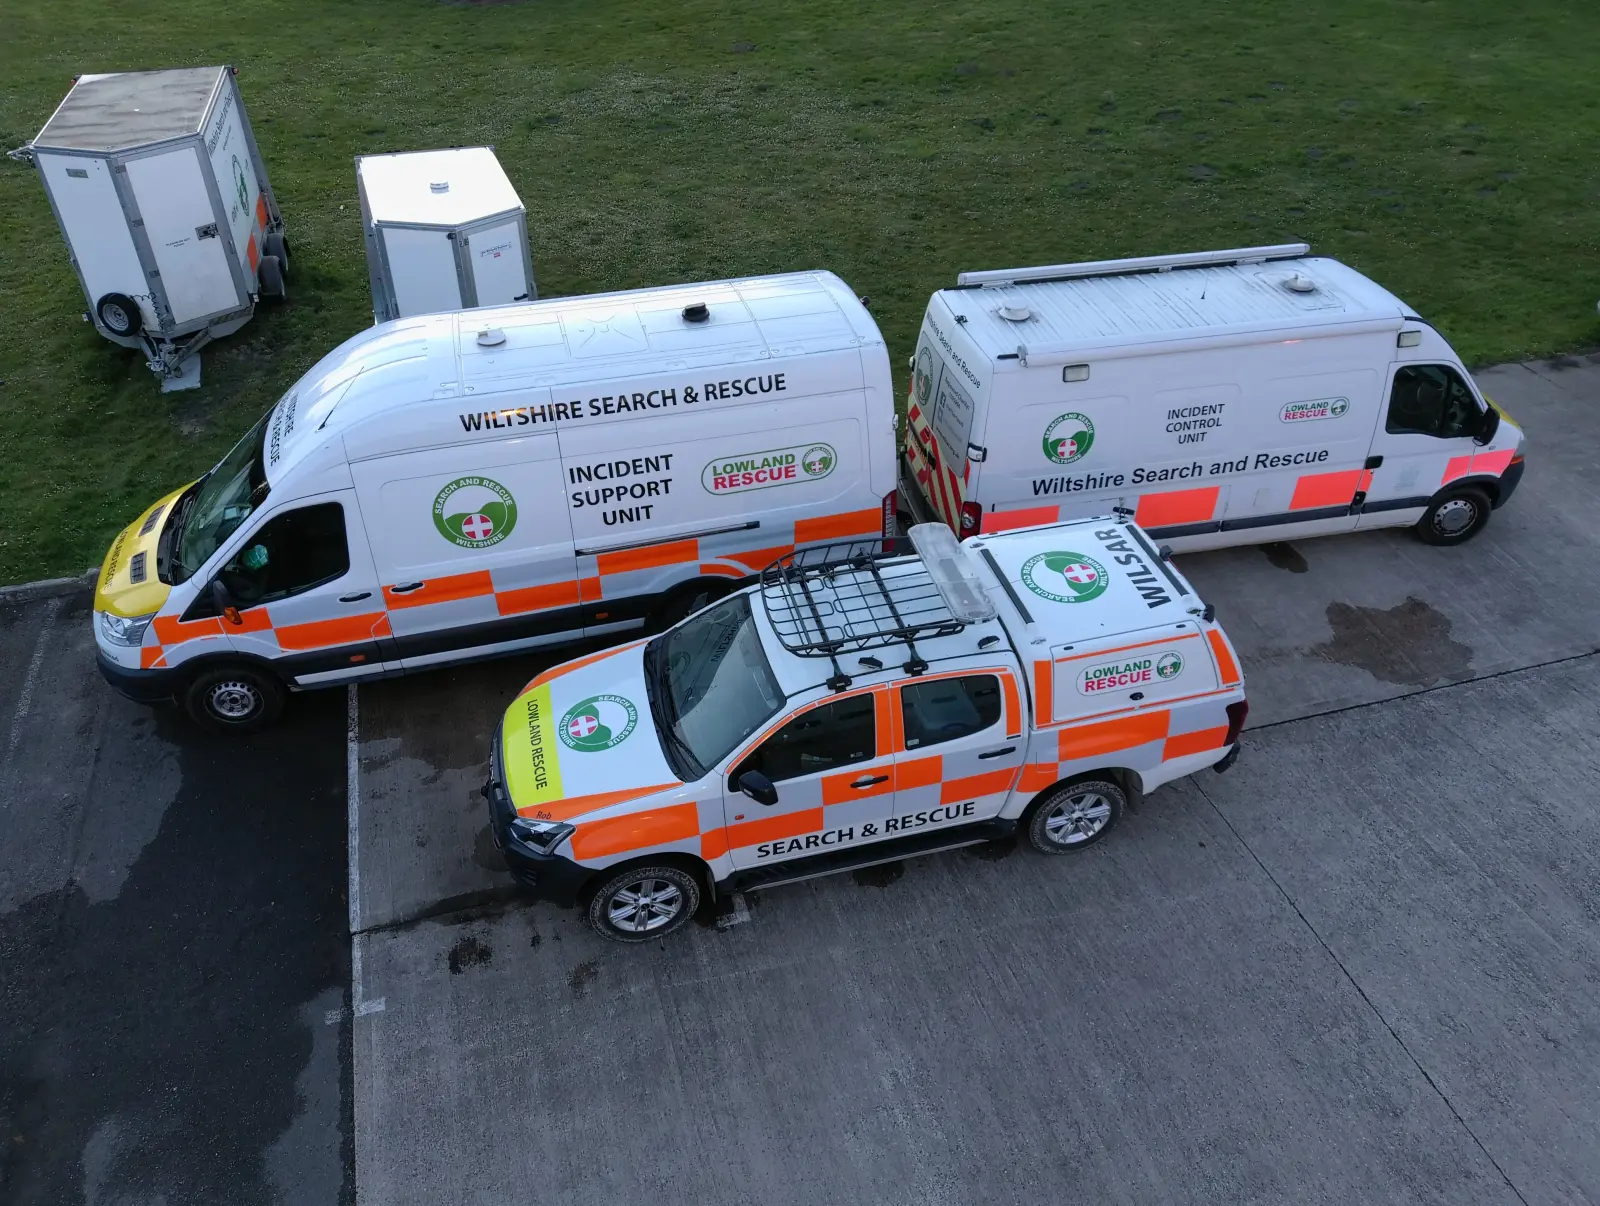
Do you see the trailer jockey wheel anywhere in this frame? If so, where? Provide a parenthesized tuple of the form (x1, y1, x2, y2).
(257, 254, 286, 301)
(263, 232, 290, 277)
(96, 293, 142, 337)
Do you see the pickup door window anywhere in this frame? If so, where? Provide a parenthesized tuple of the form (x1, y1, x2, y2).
(893, 672, 1024, 826)
(721, 689, 896, 870)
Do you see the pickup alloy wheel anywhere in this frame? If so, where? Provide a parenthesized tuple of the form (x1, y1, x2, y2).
(588, 865, 701, 942)
(1026, 778, 1126, 854)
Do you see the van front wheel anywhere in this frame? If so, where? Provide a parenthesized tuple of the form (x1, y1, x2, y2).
(1416, 486, 1491, 546)
(183, 662, 285, 733)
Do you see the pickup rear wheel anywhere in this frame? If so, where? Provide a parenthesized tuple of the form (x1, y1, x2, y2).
(1025, 778, 1125, 854)
(588, 865, 701, 943)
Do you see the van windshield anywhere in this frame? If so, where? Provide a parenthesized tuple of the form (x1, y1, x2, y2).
(170, 409, 272, 583)
(644, 595, 784, 781)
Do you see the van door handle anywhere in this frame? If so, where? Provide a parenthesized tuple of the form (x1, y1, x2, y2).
(390, 582, 424, 594)
(978, 746, 1016, 760)
(339, 591, 372, 603)
(851, 774, 889, 788)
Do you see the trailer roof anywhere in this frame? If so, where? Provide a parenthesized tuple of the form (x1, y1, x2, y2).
(34, 67, 227, 153)
(938, 254, 1413, 363)
(358, 147, 523, 226)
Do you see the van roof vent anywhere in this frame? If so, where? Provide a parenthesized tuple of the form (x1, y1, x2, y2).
(429, 180, 450, 194)
(997, 305, 1032, 322)
(1283, 273, 1318, 294)
(476, 327, 506, 347)
(682, 302, 710, 324)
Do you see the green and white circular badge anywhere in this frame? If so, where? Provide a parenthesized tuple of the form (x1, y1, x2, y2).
(1042, 412, 1095, 465)
(1020, 551, 1110, 604)
(1156, 651, 1184, 679)
(800, 444, 835, 477)
(432, 476, 518, 549)
(914, 348, 936, 408)
(558, 694, 638, 752)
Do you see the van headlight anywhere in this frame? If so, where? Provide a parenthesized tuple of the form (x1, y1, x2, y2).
(508, 818, 574, 854)
(100, 611, 156, 647)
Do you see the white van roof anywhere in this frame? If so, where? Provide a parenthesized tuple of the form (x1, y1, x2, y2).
(938, 246, 1414, 364)
(263, 270, 877, 483)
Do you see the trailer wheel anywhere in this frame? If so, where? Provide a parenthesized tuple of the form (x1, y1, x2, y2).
(258, 255, 286, 301)
(96, 293, 142, 337)
(263, 232, 290, 277)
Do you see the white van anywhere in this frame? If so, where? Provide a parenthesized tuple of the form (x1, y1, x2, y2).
(903, 244, 1526, 550)
(92, 271, 897, 729)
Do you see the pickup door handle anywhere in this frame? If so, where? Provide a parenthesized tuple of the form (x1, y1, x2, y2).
(339, 591, 372, 603)
(851, 774, 889, 788)
(390, 582, 424, 594)
(978, 746, 1017, 760)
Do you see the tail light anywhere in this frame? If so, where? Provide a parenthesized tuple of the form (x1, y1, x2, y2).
(882, 489, 898, 552)
(1223, 699, 1249, 748)
(959, 501, 982, 536)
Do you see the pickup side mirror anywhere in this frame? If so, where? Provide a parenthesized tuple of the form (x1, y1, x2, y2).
(210, 578, 243, 626)
(1474, 404, 1501, 446)
(737, 770, 778, 807)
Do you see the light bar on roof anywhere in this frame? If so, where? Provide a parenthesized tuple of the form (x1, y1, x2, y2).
(956, 243, 1311, 289)
(908, 523, 996, 623)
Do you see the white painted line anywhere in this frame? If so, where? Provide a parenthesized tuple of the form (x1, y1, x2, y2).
(347, 684, 361, 934)
(1, 596, 61, 813)
(347, 685, 386, 1018)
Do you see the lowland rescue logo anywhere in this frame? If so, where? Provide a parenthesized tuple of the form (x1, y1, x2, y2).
(1043, 412, 1095, 465)
(1020, 551, 1110, 604)
(702, 442, 836, 495)
(558, 694, 638, 752)
(1077, 650, 1184, 694)
(433, 476, 518, 548)
(1280, 397, 1351, 423)
(756, 802, 978, 859)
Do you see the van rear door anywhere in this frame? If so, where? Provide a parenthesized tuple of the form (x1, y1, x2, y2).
(349, 428, 579, 668)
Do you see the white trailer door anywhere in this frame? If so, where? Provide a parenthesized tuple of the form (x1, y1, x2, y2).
(36, 152, 158, 333)
(124, 147, 240, 324)
(465, 220, 529, 306)
(380, 227, 462, 318)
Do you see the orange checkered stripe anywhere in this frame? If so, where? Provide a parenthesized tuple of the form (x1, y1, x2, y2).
(140, 607, 391, 669)
(987, 450, 1522, 534)
(904, 388, 963, 530)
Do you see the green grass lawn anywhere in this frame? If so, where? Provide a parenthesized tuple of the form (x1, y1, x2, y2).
(1, 0, 1597, 584)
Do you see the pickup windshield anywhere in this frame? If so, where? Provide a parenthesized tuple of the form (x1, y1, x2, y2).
(645, 594, 783, 781)
(171, 408, 272, 583)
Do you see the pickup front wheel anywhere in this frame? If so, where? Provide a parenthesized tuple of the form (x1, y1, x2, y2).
(587, 865, 701, 942)
(1025, 778, 1125, 853)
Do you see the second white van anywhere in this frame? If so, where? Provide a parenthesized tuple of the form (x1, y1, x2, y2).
(92, 271, 897, 729)
(903, 244, 1525, 550)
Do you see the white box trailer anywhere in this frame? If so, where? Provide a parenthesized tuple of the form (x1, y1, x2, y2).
(356, 147, 536, 324)
(13, 66, 287, 388)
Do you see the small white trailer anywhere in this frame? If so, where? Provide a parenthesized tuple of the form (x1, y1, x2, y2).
(356, 147, 536, 323)
(12, 65, 287, 389)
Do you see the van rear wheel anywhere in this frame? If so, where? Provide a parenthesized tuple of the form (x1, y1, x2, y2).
(183, 662, 285, 733)
(1416, 486, 1491, 546)
(1025, 777, 1125, 854)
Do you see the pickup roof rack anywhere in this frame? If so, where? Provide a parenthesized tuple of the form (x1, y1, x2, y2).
(760, 524, 995, 690)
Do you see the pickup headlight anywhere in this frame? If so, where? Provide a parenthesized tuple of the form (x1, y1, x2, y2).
(100, 610, 156, 647)
(508, 817, 574, 855)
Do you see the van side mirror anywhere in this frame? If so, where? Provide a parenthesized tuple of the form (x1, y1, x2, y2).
(738, 770, 778, 807)
(210, 579, 243, 626)
(1474, 404, 1501, 446)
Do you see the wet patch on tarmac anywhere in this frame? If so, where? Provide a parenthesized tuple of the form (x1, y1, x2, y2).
(447, 934, 493, 974)
(1261, 542, 1310, 573)
(1313, 597, 1474, 686)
